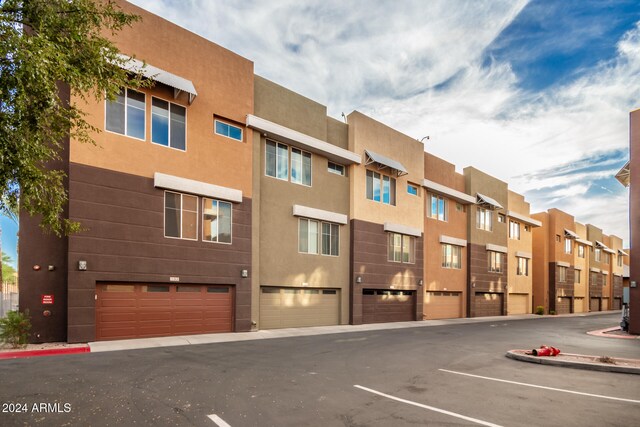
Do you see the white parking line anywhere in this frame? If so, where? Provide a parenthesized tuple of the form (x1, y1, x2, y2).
(439, 369, 640, 404)
(354, 385, 503, 427)
(207, 414, 231, 427)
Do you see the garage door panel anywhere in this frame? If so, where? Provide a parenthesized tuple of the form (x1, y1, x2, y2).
(574, 298, 585, 313)
(602, 298, 609, 311)
(425, 292, 462, 319)
(508, 294, 528, 315)
(260, 287, 340, 330)
(556, 297, 571, 314)
(590, 298, 601, 311)
(474, 293, 503, 317)
(362, 290, 415, 323)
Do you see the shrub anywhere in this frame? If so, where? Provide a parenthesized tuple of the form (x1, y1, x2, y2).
(0, 310, 32, 349)
(550, 310, 556, 315)
(535, 306, 545, 315)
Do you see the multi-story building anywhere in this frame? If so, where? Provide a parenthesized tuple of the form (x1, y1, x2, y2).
(506, 191, 540, 314)
(586, 224, 615, 311)
(572, 222, 591, 312)
(247, 76, 359, 329)
(347, 112, 424, 324)
(608, 235, 626, 310)
(463, 167, 509, 317)
(422, 153, 474, 319)
(20, 1, 255, 342)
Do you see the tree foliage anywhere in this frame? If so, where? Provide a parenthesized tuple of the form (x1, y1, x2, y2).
(0, 0, 149, 235)
(2, 253, 16, 284)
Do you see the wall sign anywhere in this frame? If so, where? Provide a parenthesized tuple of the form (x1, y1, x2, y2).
(41, 294, 54, 305)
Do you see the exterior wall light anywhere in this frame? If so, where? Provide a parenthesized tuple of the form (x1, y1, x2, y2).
(356, 276, 362, 283)
(418, 279, 423, 286)
(78, 260, 87, 271)
(241, 269, 249, 278)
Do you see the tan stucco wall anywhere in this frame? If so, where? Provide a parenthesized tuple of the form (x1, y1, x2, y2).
(532, 212, 549, 311)
(70, 0, 254, 195)
(548, 209, 575, 264)
(347, 111, 424, 230)
(573, 222, 588, 300)
(464, 167, 508, 247)
(252, 78, 351, 327)
(507, 191, 534, 312)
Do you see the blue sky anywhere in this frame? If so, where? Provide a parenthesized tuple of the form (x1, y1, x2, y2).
(3, 0, 638, 267)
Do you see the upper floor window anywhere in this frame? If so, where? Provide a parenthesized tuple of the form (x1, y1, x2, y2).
(509, 220, 520, 240)
(266, 140, 311, 186)
(602, 252, 610, 265)
(487, 251, 503, 273)
(578, 245, 585, 258)
(164, 191, 197, 240)
(595, 248, 601, 262)
(388, 233, 414, 263)
(524, 225, 531, 232)
(299, 218, 339, 256)
(152, 98, 186, 150)
(497, 213, 506, 223)
(564, 238, 572, 254)
(106, 88, 145, 140)
(214, 119, 243, 141)
(366, 170, 396, 205)
(617, 255, 623, 267)
(328, 162, 345, 176)
(517, 257, 528, 276)
(558, 266, 567, 282)
(202, 198, 232, 244)
(428, 194, 447, 221)
(442, 244, 461, 269)
(477, 208, 492, 231)
(575, 272, 581, 284)
(407, 184, 419, 196)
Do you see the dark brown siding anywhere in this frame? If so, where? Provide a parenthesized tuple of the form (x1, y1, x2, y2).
(555, 297, 571, 314)
(613, 274, 623, 299)
(66, 164, 252, 342)
(589, 271, 603, 298)
(467, 243, 507, 317)
(350, 219, 423, 325)
(630, 110, 640, 333)
(549, 263, 574, 313)
(473, 292, 503, 317)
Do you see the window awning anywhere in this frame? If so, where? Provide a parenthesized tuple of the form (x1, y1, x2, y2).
(595, 240, 616, 254)
(476, 193, 503, 210)
(292, 205, 348, 225)
(564, 229, 579, 239)
(383, 222, 421, 237)
(154, 172, 242, 203)
(365, 150, 408, 177)
(516, 251, 532, 259)
(246, 114, 361, 165)
(115, 54, 198, 104)
(618, 249, 629, 257)
(422, 179, 475, 204)
(576, 238, 593, 247)
(486, 243, 507, 254)
(439, 235, 467, 247)
(615, 161, 630, 187)
(507, 211, 542, 227)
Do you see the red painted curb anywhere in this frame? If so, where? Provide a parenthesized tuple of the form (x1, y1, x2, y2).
(0, 346, 90, 360)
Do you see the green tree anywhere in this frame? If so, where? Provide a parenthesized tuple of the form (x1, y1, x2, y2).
(0, 0, 149, 236)
(2, 253, 16, 285)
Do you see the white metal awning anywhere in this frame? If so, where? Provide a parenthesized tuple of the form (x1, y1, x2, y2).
(115, 54, 197, 104)
(422, 179, 476, 204)
(618, 249, 629, 257)
(576, 238, 592, 247)
(476, 193, 503, 210)
(615, 161, 630, 187)
(365, 150, 408, 177)
(564, 229, 579, 239)
(595, 240, 616, 254)
(507, 211, 542, 227)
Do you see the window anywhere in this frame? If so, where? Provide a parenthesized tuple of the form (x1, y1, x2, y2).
(366, 170, 396, 205)
(558, 266, 567, 282)
(477, 208, 492, 231)
(388, 233, 414, 263)
(442, 244, 461, 269)
(617, 255, 623, 267)
(456, 203, 465, 213)
(488, 251, 503, 273)
(497, 213, 506, 223)
(328, 162, 345, 176)
(291, 147, 312, 186)
(595, 248, 601, 262)
(602, 252, 610, 265)
(299, 218, 339, 256)
(202, 198, 232, 244)
(266, 141, 311, 185)
(151, 98, 186, 150)
(517, 257, 528, 276)
(524, 225, 531, 232)
(509, 221, 520, 240)
(578, 245, 585, 258)
(214, 120, 243, 141)
(565, 238, 573, 254)
(164, 191, 197, 240)
(556, 235, 561, 242)
(106, 88, 145, 139)
(428, 194, 447, 221)
(575, 272, 581, 284)
(407, 184, 419, 196)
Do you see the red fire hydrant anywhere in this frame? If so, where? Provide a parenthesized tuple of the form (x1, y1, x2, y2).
(531, 345, 561, 357)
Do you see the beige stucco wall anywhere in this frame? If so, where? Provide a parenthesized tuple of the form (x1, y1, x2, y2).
(464, 167, 508, 247)
(573, 222, 588, 300)
(507, 191, 534, 312)
(252, 77, 351, 326)
(71, 0, 254, 195)
(531, 212, 549, 311)
(347, 111, 424, 230)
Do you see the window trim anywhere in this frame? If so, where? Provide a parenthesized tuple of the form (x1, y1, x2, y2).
(265, 140, 312, 186)
(163, 190, 198, 241)
(366, 169, 396, 206)
(441, 244, 462, 269)
(320, 222, 340, 257)
(558, 265, 567, 282)
(151, 96, 188, 152)
(516, 257, 528, 276)
(328, 161, 345, 176)
(104, 88, 147, 141)
(298, 218, 340, 256)
(387, 232, 415, 264)
(428, 193, 448, 221)
(290, 146, 313, 187)
(214, 119, 243, 142)
(509, 220, 521, 240)
(407, 183, 419, 196)
(477, 207, 493, 231)
(564, 238, 573, 254)
(201, 197, 233, 245)
(487, 250, 503, 273)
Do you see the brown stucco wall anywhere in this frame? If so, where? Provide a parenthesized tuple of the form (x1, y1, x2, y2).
(531, 212, 549, 312)
(631, 109, 640, 332)
(507, 191, 534, 313)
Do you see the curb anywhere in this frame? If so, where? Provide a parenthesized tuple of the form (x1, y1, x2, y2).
(586, 327, 640, 339)
(0, 346, 90, 360)
(506, 350, 640, 375)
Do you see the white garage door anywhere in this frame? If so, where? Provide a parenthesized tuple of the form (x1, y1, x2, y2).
(508, 293, 529, 315)
(260, 287, 340, 329)
(424, 291, 462, 319)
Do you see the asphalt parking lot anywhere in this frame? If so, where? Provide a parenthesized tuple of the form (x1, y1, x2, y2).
(0, 313, 638, 426)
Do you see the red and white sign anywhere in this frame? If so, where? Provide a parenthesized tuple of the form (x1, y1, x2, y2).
(41, 294, 54, 305)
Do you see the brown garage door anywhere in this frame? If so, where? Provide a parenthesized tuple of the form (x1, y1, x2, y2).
(590, 297, 601, 312)
(613, 298, 622, 310)
(259, 287, 340, 329)
(602, 298, 610, 311)
(424, 291, 462, 319)
(508, 294, 529, 315)
(555, 297, 571, 314)
(474, 292, 503, 317)
(96, 283, 233, 341)
(363, 289, 415, 323)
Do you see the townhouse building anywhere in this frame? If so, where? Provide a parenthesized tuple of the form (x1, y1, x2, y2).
(248, 76, 359, 329)
(20, 1, 255, 342)
(608, 235, 626, 310)
(506, 191, 540, 314)
(347, 112, 425, 324)
(572, 222, 590, 313)
(463, 167, 509, 317)
(422, 154, 474, 319)
(586, 225, 617, 311)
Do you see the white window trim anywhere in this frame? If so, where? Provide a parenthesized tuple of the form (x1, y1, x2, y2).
(441, 243, 462, 269)
(328, 161, 345, 176)
(290, 146, 313, 187)
(298, 218, 320, 255)
(366, 169, 396, 206)
(427, 193, 448, 222)
(320, 222, 340, 257)
(104, 88, 147, 142)
(201, 198, 233, 245)
(407, 183, 419, 196)
(163, 190, 198, 241)
(387, 232, 416, 264)
(151, 96, 188, 152)
(265, 140, 312, 186)
(214, 119, 243, 142)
